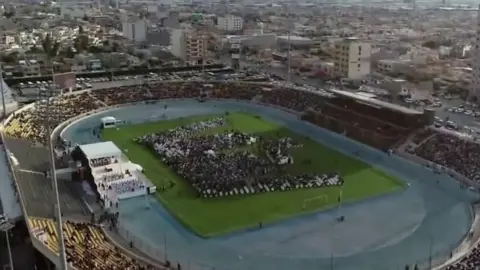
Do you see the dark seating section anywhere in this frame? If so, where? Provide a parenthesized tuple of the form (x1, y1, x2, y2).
(410, 128, 436, 145)
(409, 131, 480, 182)
(5, 82, 420, 150)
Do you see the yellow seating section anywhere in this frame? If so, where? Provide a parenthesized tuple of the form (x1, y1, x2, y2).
(28, 217, 143, 269)
(3, 93, 100, 141)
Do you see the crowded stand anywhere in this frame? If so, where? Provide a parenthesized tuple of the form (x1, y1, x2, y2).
(410, 128, 436, 145)
(136, 119, 343, 198)
(28, 217, 160, 270)
(4, 92, 100, 142)
(109, 179, 145, 195)
(447, 246, 480, 270)
(409, 131, 480, 181)
(91, 157, 115, 167)
(4, 81, 427, 150)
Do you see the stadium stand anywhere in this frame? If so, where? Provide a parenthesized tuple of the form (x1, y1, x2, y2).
(408, 130, 480, 182)
(28, 217, 160, 270)
(4, 93, 100, 143)
(14, 171, 86, 218)
(410, 128, 436, 145)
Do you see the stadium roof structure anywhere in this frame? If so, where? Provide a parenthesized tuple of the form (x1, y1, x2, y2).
(330, 89, 423, 115)
(79, 141, 122, 160)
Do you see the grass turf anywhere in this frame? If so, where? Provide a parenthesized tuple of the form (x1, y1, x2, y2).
(101, 113, 404, 237)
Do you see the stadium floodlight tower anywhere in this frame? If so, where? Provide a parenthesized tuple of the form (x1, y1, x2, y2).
(41, 77, 69, 270)
(286, 11, 293, 86)
(0, 63, 7, 117)
(37, 33, 69, 270)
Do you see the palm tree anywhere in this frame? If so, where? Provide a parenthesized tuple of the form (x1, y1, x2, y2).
(41, 33, 61, 64)
(73, 34, 89, 53)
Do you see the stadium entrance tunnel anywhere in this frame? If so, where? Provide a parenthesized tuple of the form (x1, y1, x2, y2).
(59, 99, 475, 270)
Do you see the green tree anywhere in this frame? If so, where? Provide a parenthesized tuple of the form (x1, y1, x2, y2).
(41, 34, 60, 79)
(74, 35, 89, 53)
(111, 42, 119, 52)
(64, 47, 75, 58)
(422, 40, 438, 49)
(3, 11, 14, 18)
(27, 46, 43, 54)
(0, 52, 19, 64)
(42, 33, 61, 60)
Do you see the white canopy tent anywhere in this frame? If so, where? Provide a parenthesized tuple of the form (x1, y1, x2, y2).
(79, 141, 122, 160)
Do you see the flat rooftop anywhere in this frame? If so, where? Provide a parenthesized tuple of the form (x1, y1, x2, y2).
(79, 141, 122, 160)
(330, 89, 423, 115)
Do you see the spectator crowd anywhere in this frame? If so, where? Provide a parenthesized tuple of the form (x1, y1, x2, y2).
(4, 81, 414, 150)
(409, 131, 480, 182)
(136, 118, 343, 198)
(29, 217, 161, 270)
(447, 243, 480, 270)
(109, 179, 145, 195)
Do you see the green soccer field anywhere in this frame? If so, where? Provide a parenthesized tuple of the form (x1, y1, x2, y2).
(101, 113, 404, 237)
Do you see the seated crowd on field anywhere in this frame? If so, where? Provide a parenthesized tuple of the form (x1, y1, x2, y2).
(29, 217, 160, 270)
(135, 118, 343, 198)
(4, 82, 408, 150)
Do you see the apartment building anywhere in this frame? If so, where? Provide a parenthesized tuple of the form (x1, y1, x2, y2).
(122, 19, 147, 43)
(333, 38, 371, 80)
(170, 29, 206, 64)
(217, 15, 243, 32)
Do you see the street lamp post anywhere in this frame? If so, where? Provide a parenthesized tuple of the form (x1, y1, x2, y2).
(0, 220, 15, 270)
(0, 63, 7, 117)
(44, 65, 68, 270)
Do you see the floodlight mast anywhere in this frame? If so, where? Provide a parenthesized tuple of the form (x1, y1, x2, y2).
(0, 63, 6, 117)
(41, 67, 68, 270)
(286, 11, 292, 86)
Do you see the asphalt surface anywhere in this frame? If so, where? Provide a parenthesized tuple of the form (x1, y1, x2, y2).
(239, 59, 326, 87)
(3, 138, 88, 218)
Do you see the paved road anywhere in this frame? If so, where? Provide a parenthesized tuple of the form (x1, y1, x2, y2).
(239, 60, 327, 88)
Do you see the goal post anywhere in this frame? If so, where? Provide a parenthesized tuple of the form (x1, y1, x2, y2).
(302, 195, 328, 211)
